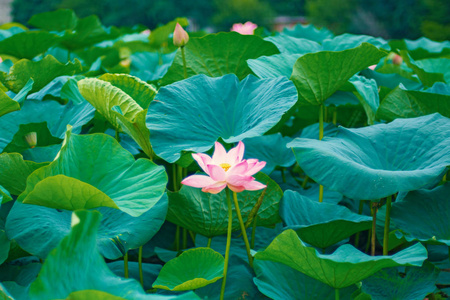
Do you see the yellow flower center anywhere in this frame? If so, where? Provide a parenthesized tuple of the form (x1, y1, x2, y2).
(220, 163, 231, 172)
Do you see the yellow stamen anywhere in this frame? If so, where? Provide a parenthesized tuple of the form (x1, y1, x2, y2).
(220, 163, 231, 172)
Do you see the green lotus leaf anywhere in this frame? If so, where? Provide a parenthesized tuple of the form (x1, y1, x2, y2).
(0, 99, 94, 152)
(288, 113, 450, 200)
(243, 133, 296, 174)
(0, 153, 48, 196)
(167, 172, 282, 237)
(401, 52, 446, 87)
(28, 9, 78, 31)
(411, 58, 450, 84)
(377, 84, 450, 121)
(78, 77, 154, 158)
(254, 260, 357, 300)
(360, 68, 422, 90)
(290, 43, 387, 106)
(281, 23, 334, 43)
(147, 74, 297, 163)
(387, 183, 450, 246)
(6, 194, 167, 259)
(322, 34, 389, 51)
(99, 73, 157, 109)
(0, 185, 12, 203)
(346, 75, 379, 125)
(264, 35, 321, 54)
(247, 53, 301, 79)
(254, 229, 427, 289)
(17, 129, 167, 217)
(361, 262, 440, 300)
(389, 37, 450, 60)
(28, 210, 199, 300)
(0, 31, 60, 60)
(3, 55, 82, 93)
(280, 190, 372, 249)
(66, 290, 125, 300)
(153, 247, 224, 291)
(0, 77, 33, 117)
(161, 32, 279, 85)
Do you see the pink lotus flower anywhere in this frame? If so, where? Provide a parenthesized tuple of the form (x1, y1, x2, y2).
(181, 141, 267, 194)
(0, 56, 2, 63)
(231, 21, 257, 35)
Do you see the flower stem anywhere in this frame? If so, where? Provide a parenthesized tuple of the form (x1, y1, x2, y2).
(181, 46, 188, 79)
(383, 195, 392, 255)
(319, 104, 324, 203)
(220, 189, 234, 300)
(232, 191, 253, 268)
(319, 185, 324, 203)
(138, 246, 144, 286)
(335, 288, 340, 300)
(124, 252, 129, 278)
(371, 202, 378, 256)
(172, 164, 178, 192)
(354, 200, 365, 248)
(207, 237, 212, 248)
(251, 216, 257, 249)
(301, 175, 309, 189)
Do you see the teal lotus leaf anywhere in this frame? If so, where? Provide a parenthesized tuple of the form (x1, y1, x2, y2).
(281, 23, 334, 43)
(322, 34, 389, 51)
(288, 113, 450, 200)
(108, 261, 161, 291)
(388, 183, 450, 246)
(243, 133, 296, 174)
(361, 262, 440, 300)
(401, 52, 446, 87)
(254, 229, 428, 289)
(27, 76, 70, 101)
(291, 43, 387, 106)
(377, 84, 450, 121)
(147, 74, 297, 163)
(167, 172, 282, 237)
(254, 260, 357, 300)
(130, 51, 176, 82)
(161, 32, 280, 85)
(280, 190, 372, 249)
(389, 37, 450, 60)
(0, 185, 12, 204)
(347, 75, 379, 125)
(264, 35, 321, 54)
(28, 210, 199, 300)
(247, 53, 301, 78)
(297, 184, 343, 204)
(6, 194, 167, 259)
(360, 68, 422, 90)
(153, 247, 224, 291)
(22, 144, 62, 163)
(17, 129, 167, 217)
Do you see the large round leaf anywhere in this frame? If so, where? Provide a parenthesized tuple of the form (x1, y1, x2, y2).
(281, 24, 334, 43)
(161, 32, 279, 85)
(153, 247, 224, 291)
(0, 31, 60, 60)
(288, 113, 450, 200)
(28, 210, 199, 300)
(280, 190, 372, 249)
(17, 129, 167, 217)
(290, 43, 387, 106)
(254, 260, 357, 300)
(248, 53, 301, 79)
(6, 194, 167, 259)
(254, 229, 428, 289)
(388, 183, 450, 246)
(167, 172, 282, 237)
(147, 74, 297, 163)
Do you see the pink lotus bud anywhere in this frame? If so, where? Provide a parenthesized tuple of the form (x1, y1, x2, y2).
(24, 132, 37, 148)
(120, 58, 131, 68)
(393, 54, 403, 65)
(141, 29, 151, 35)
(231, 21, 258, 35)
(0, 56, 2, 63)
(368, 65, 377, 70)
(173, 23, 189, 47)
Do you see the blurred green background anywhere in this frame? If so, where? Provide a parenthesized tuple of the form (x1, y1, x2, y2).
(6, 0, 450, 40)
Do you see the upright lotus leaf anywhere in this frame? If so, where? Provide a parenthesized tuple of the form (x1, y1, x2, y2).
(322, 34, 389, 51)
(28, 9, 78, 31)
(264, 35, 322, 54)
(29, 210, 199, 300)
(411, 58, 450, 84)
(0, 31, 60, 59)
(377, 84, 450, 121)
(243, 133, 295, 174)
(99, 73, 157, 109)
(290, 43, 387, 106)
(6, 194, 167, 259)
(4, 55, 82, 93)
(387, 183, 450, 246)
(280, 190, 372, 249)
(282, 23, 334, 43)
(153, 248, 224, 291)
(361, 262, 440, 300)
(0, 78, 33, 117)
(161, 32, 280, 85)
(247, 53, 301, 79)
(401, 52, 446, 87)
(17, 129, 167, 217)
(254, 229, 428, 289)
(389, 37, 450, 60)
(346, 75, 379, 125)
(167, 172, 282, 237)
(130, 51, 176, 82)
(0, 153, 48, 195)
(0, 185, 12, 203)
(254, 260, 357, 300)
(147, 74, 297, 163)
(288, 113, 450, 200)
